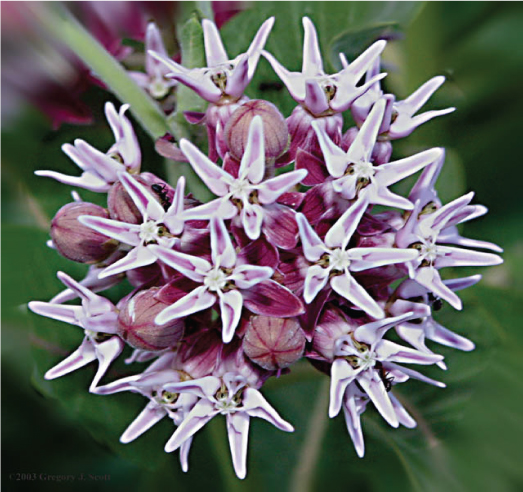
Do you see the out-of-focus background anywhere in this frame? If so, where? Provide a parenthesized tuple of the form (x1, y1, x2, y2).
(2, 2, 523, 491)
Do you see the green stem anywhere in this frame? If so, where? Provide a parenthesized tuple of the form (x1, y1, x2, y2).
(30, 4, 170, 140)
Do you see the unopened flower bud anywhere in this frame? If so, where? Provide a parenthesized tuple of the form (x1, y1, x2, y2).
(51, 202, 118, 264)
(225, 100, 289, 162)
(243, 316, 306, 371)
(117, 287, 184, 351)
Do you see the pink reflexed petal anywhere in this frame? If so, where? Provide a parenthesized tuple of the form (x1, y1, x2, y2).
(182, 197, 238, 221)
(28, 301, 82, 326)
(119, 172, 165, 222)
(434, 246, 503, 269)
(305, 79, 329, 116)
(34, 170, 110, 193)
(211, 217, 237, 269)
(163, 176, 186, 236)
(148, 246, 211, 282)
(358, 373, 398, 427)
(155, 287, 216, 325)
(302, 17, 323, 75)
(226, 54, 250, 99)
(241, 202, 264, 240)
(425, 319, 475, 351)
(304, 264, 331, 304)
(377, 148, 444, 187)
(90, 337, 125, 390)
(241, 388, 294, 432)
(227, 412, 250, 479)
(202, 19, 229, 66)
(219, 290, 243, 343)
(346, 98, 386, 164)
(262, 203, 300, 250)
(232, 265, 273, 289)
(296, 148, 330, 186)
(99, 247, 157, 278)
(164, 399, 219, 452)
(312, 121, 347, 178)
(165, 376, 222, 399)
(330, 272, 384, 319)
(349, 247, 418, 272)
(389, 394, 417, 429)
(414, 268, 462, 310)
(241, 280, 305, 317)
(179, 437, 193, 472)
(180, 139, 233, 196)
(354, 312, 417, 346)
(342, 393, 365, 458)
(239, 115, 265, 184)
(78, 215, 140, 246)
(257, 169, 308, 205)
(120, 404, 166, 443)
(325, 196, 369, 249)
(45, 337, 96, 380)
(329, 359, 357, 417)
(377, 339, 443, 365)
(296, 213, 328, 262)
(261, 50, 305, 101)
(245, 17, 275, 79)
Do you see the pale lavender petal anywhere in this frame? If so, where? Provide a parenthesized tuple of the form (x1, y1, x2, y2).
(219, 290, 243, 343)
(182, 197, 238, 221)
(424, 192, 474, 232)
(211, 217, 237, 269)
(165, 376, 222, 399)
(202, 19, 229, 66)
(377, 148, 444, 186)
(332, 72, 387, 113)
(241, 202, 264, 240)
(91, 374, 142, 395)
(349, 247, 418, 272)
(120, 404, 167, 443)
(256, 169, 308, 204)
(90, 337, 124, 390)
(330, 272, 384, 319)
(155, 286, 216, 325)
(434, 246, 503, 269)
(399, 76, 447, 116)
(179, 437, 193, 472)
(386, 362, 446, 388)
(164, 399, 219, 452)
(302, 17, 323, 75)
(377, 340, 443, 365)
(164, 177, 186, 235)
(227, 412, 250, 479)
(395, 199, 423, 248)
(119, 172, 165, 222)
(329, 358, 357, 417)
(149, 246, 211, 282)
(312, 121, 348, 177)
(241, 388, 294, 432)
(354, 312, 417, 346)
(34, 170, 110, 192)
(390, 109, 455, 140)
(83, 311, 119, 334)
(339, 40, 387, 82)
(239, 115, 265, 184)
(305, 79, 329, 115)
(303, 264, 331, 304)
(28, 301, 82, 326)
(367, 186, 415, 210)
(358, 373, 398, 427)
(63, 140, 120, 182)
(170, 71, 223, 103)
(444, 274, 482, 292)
(425, 319, 475, 351)
(245, 17, 275, 79)
(233, 265, 274, 290)
(226, 54, 250, 99)
(325, 196, 369, 249)
(105, 103, 141, 172)
(180, 139, 233, 196)
(408, 156, 443, 205)
(99, 247, 157, 278)
(389, 394, 417, 428)
(45, 338, 96, 380)
(145, 23, 169, 75)
(261, 50, 305, 101)
(78, 215, 141, 246)
(342, 394, 365, 458)
(440, 235, 504, 253)
(414, 268, 462, 310)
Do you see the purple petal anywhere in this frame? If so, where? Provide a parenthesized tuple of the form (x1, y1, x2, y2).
(296, 213, 328, 261)
(261, 204, 300, 250)
(239, 115, 265, 184)
(211, 217, 237, 269)
(330, 272, 384, 319)
(303, 264, 331, 304)
(155, 286, 216, 325)
(242, 280, 304, 317)
(242, 388, 294, 432)
(329, 359, 357, 417)
(237, 237, 279, 269)
(44, 338, 96, 380)
(296, 149, 330, 186)
(325, 196, 369, 249)
(305, 79, 329, 116)
(358, 373, 398, 427)
(180, 139, 233, 196)
(202, 19, 229, 66)
(182, 197, 238, 221)
(227, 412, 250, 479)
(257, 169, 307, 205)
(149, 246, 211, 282)
(349, 247, 418, 272)
(219, 290, 243, 343)
(302, 17, 323, 75)
(312, 121, 348, 178)
(99, 247, 157, 278)
(233, 265, 273, 289)
(78, 215, 141, 246)
(120, 404, 167, 443)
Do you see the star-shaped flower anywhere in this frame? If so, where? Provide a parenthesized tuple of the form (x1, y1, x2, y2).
(161, 372, 294, 479)
(180, 115, 307, 244)
(149, 17, 274, 104)
(262, 17, 387, 116)
(313, 98, 444, 209)
(296, 197, 419, 318)
(36, 102, 141, 192)
(79, 173, 186, 278)
(28, 272, 123, 390)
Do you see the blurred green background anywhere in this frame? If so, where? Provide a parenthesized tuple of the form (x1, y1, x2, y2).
(2, 2, 523, 491)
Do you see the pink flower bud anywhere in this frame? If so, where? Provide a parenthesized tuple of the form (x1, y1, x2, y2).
(243, 315, 306, 371)
(51, 202, 118, 264)
(117, 287, 184, 351)
(225, 100, 289, 161)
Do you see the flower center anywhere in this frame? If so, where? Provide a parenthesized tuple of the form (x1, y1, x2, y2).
(353, 160, 375, 180)
(149, 77, 170, 100)
(318, 77, 337, 101)
(209, 63, 234, 92)
(139, 220, 161, 243)
(215, 386, 243, 415)
(229, 178, 253, 201)
(204, 267, 228, 292)
(329, 248, 351, 271)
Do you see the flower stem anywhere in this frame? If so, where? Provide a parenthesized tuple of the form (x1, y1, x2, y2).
(29, 3, 171, 140)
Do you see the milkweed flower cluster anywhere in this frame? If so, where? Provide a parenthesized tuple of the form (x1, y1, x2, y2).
(29, 16, 503, 479)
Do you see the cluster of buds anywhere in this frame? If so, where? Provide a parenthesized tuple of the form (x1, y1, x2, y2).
(29, 17, 502, 479)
